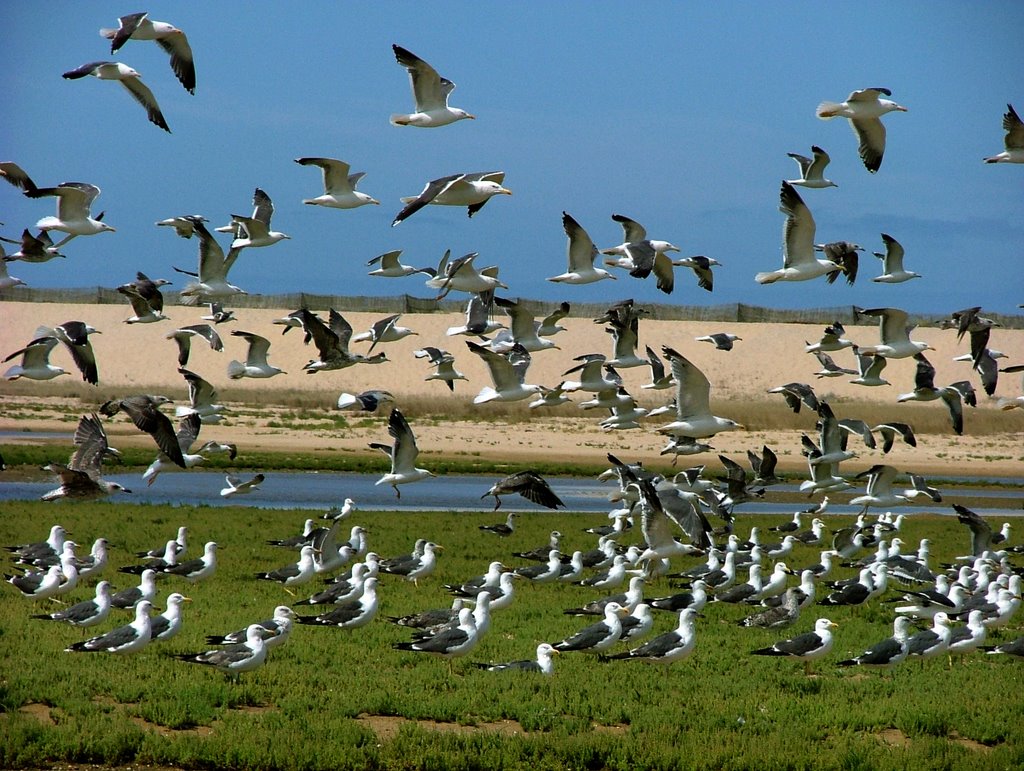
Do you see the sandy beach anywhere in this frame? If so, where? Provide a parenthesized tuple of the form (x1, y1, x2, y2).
(2, 300, 1022, 478)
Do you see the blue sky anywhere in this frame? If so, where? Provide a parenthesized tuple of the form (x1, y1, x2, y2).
(3, 2, 1022, 314)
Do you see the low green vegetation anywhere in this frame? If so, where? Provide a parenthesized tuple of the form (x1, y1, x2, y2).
(1, 501, 1021, 770)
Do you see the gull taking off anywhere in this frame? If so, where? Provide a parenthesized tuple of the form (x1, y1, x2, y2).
(369, 408, 435, 498)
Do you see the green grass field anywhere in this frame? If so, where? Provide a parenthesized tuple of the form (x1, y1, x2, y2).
(1, 501, 1021, 771)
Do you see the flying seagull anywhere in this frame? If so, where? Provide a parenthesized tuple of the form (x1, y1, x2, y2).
(755, 182, 841, 284)
(62, 61, 170, 132)
(392, 172, 511, 226)
(548, 212, 616, 284)
(390, 44, 475, 127)
(216, 188, 290, 249)
(872, 233, 920, 283)
(983, 103, 1024, 164)
(99, 12, 195, 93)
(26, 183, 115, 248)
(369, 408, 435, 498)
(816, 87, 907, 172)
(228, 330, 285, 379)
(100, 394, 186, 467)
(3, 336, 65, 381)
(786, 146, 837, 188)
(481, 471, 565, 510)
(295, 157, 380, 209)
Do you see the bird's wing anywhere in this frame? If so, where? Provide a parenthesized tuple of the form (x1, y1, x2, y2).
(611, 213, 647, 242)
(467, 341, 520, 389)
(663, 346, 712, 419)
(563, 212, 598, 271)
(393, 174, 463, 225)
(779, 182, 816, 268)
(155, 29, 196, 93)
(388, 408, 420, 473)
(120, 76, 170, 132)
(392, 44, 447, 112)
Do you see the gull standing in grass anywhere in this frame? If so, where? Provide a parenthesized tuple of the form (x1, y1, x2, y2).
(816, 87, 907, 172)
(295, 577, 380, 629)
(149, 593, 192, 643)
(606, 608, 700, 664)
(31, 580, 112, 628)
(255, 545, 318, 591)
(99, 12, 195, 93)
(393, 607, 480, 674)
(751, 618, 837, 674)
(554, 602, 629, 654)
(161, 541, 218, 582)
(206, 607, 297, 649)
(837, 617, 913, 669)
(62, 62, 170, 132)
(369, 408, 435, 498)
(6, 565, 64, 601)
(548, 212, 616, 284)
(175, 624, 268, 677)
(67, 601, 153, 655)
(295, 157, 379, 208)
(110, 569, 157, 610)
(983, 103, 1024, 163)
(786, 146, 837, 188)
(390, 44, 475, 127)
(755, 182, 840, 284)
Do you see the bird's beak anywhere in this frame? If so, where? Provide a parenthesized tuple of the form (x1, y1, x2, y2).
(550, 648, 560, 655)
(183, 596, 193, 602)
(499, 188, 513, 195)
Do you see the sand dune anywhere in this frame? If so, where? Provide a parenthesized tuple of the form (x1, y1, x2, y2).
(2, 300, 1022, 476)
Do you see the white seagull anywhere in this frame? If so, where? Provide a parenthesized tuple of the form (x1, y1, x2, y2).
(369, 408, 435, 498)
(26, 183, 116, 248)
(66, 600, 153, 654)
(984, 103, 1024, 163)
(62, 61, 170, 132)
(227, 330, 285, 379)
(217, 188, 290, 249)
(4, 336, 66, 381)
(295, 156, 379, 208)
(786, 146, 837, 188)
(854, 307, 932, 359)
(548, 212, 616, 284)
(466, 341, 542, 404)
(393, 173, 511, 226)
(367, 249, 436, 278)
(99, 12, 195, 93)
(176, 218, 247, 305)
(657, 346, 744, 439)
(755, 182, 840, 284)
(221, 474, 265, 498)
(872, 233, 920, 283)
(175, 624, 268, 676)
(816, 87, 907, 172)
(390, 44, 475, 127)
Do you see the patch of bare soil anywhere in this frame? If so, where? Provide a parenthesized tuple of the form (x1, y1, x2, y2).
(355, 713, 525, 742)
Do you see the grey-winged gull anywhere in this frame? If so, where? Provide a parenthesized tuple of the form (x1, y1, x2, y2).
(751, 618, 837, 674)
(62, 61, 170, 131)
(984, 103, 1024, 163)
(816, 87, 907, 172)
(296, 157, 380, 208)
(66, 600, 153, 654)
(390, 44, 475, 127)
(175, 624, 268, 676)
(368, 408, 435, 498)
(393, 173, 511, 226)
(548, 212, 616, 284)
(786, 146, 837, 188)
(755, 182, 840, 284)
(100, 12, 195, 93)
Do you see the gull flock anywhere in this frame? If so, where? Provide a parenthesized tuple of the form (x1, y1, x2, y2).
(2, 13, 1022, 688)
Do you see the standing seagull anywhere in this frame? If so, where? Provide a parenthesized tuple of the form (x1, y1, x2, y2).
(837, 616, 913, 668)
(755, 182, 841, 284)
(816, 87, 907, 172)
(369, 408, 435, 498)
(62, 62, 170, 132)
(392, 172, 511, 226)
(554, 602, 629, 654)
(786, 146, 837, 188)
(175, 624, 268, 677)
(548, 212, 616, 284)
(66, 601, 153, 654)
(605, 608, 700, 664)
(26, 183, 115, 248)
(474, 643, 559, 674)
(390, 44, 475, 127)
(983, 103, 1024, 164)
(32, 580, 112, 628)
(99, 12, 195, 93)
(751, 618, 837, 675)
(295, 157, 380, 209)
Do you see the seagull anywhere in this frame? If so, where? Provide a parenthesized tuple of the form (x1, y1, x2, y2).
(767, 382, 819, 414)
(671, 255, 720, 292)
(156, 214, 208, 238)
(175, 624, 268, 676)
(871, 422, 916, 454)
(850, 465, 907, 514)
(481, 471, 564, 510)
(149, 593, 192, 643)
(786, 146, 837, 188)
(872, 233, 920, 283)
(161, 541, 217, 582)
(426, 252, 508, 298)
(479, 512, 517, 537)
(805, 321, 855, 353)
(99, 12, 195, 93)
(3, 336, 66, 381)
(446, 290, 506, 338)
(110, 569, 158, 611)
(816, 87, 907, 172)
(352, 314, 417, 352)
(228, 330, 285, 379)
(295, 157, 379, 208)
(392, 607, 480, 673)
(176, 219, 247, 304)
(601, 214, 681, 293)
(984, 103, 1024, 163)
(855, 307, 932, 359)
(818, 241, 861, 286)
(201, 302, 235, 324)
(739, 587, 805, 629)
(837, 616, 913, 668)
(490, 296, 560, 352)
(696, 332, 741, 351)
(367, 249, 435, 277)
(300, 309, 385, 372)
(166, 325, 223, 367)
(176, 368, 227, 424)
(206, 607, 298, 649)
(751, 618, 837, 675)
(553, 602, 628, 654)
(337, 390, 395, 412)
(415, 347, 467, 391)
(897, 353, 969, 435)
(62, 62, 170, 132)
(255, 545, 318, 590)
(41, 414, 131, 501)
(142, 412, 234, 486)
(390, 44, 475, 127)
(6, 564, 64, 601)
(474, 643, 559, 674)
(849, 346, 889, 387)
(0, 255, 26, 289)
(100, 394, 185, 467)
(812, 350, 857, 378)
(657, 346, 744, 439)
(393, 172, 511, 226)
(217, 188, 290, 249)
(755, 182, 840, 284)
(31, 580, 112, 628)
(514, 550, 563, 583)
(369, 408, 434, 498)
(26, 183, 116, 248)
(562, 355, 621, 393)
(466, 341, 542, 404)
(220, 474, 264, 498)
(0, 227, 65, 263)
(66, 600, 153, 654)
(606, 608, 700, 665)
(0, 161, 39, 193)
(117, 283, 168, 324)
(548, 212, 616, 284)
(294, 577, 380, 629)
